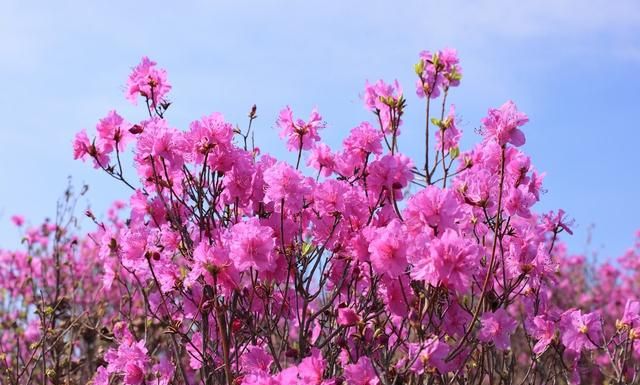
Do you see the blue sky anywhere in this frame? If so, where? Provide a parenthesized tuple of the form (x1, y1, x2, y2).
(1, 0, 639, 260)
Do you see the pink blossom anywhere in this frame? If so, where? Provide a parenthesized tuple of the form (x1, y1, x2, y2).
(621, 300, 640, 327)
(368, 219, 408, 278)
(542, 209, 574, 235)
(363, 79, 403, 134)
(367, 154, 413, 199)
(223, 151, 255, 205)
(337, 307, 361, 326)
(343, 122, 383, 157)
(229, 218, 277, 273)
(185, 112, 234, 166)
(241, 372, 277, 385)
(186, 332, 204, 370)
(275, 366, 299, 385)
(135, 118, 184, 167)
(151, 357, 174, 385)
(415, 48, 462, 98)
(403, 186, 461, 235)
(531, 315, 556, 355)
(297, 349, 326, 385)
(407, 337, 450, 374)
(242, 345, 273, 373)
(73, 129, 110, 168)
(96, 110, 131, 152)
(186, 241, 239, 290)
(277, 106, 325, 151)
(343, 357, 379, 385)
(104, 339, 149, 385)
(313, 179, 348, 216)
(559, 309, 600, 353)
(307, 143, 335, 177)
(10, 215, 24, 227)
(126, 56, 171, 107)
(478, 309, 518, 350)
(364, 79, 402, 112)
(93, 367, 109, 385)
(263, 161, 309, 212)
(124, 362, 145, 385)
(504, 186, 536, 218)
(411, 229, 479, 293)
(481, 100, 528, 147)
(379, 275, 414, 317)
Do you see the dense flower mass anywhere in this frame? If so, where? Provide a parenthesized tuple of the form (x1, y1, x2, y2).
(2, 49, 638, 385)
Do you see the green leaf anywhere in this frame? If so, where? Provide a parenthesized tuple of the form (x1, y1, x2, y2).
(450, 147, 460, 159)
(302, 242, 314, 256)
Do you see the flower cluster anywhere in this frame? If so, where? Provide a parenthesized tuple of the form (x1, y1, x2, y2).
(2, 49, 638, 385)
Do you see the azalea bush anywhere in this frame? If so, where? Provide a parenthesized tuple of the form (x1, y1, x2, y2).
(2, 49, 640, 385)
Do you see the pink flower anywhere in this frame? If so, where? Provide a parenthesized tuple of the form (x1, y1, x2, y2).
(307, 143, 335, 177)
(277, 106, 325, 151)
(531, 315, 556, 355)
(314, 179, 348, 216)
(297, 349, 326, 385)
(263, 162, 309, 212)
(151, 357, 174, 385)
(403, 186, 460, 236)
(186, 241, 239, 290)
(72, 129, 91, 161)
(559, 309, 600, 353)
(411, 229, 479, 293)
(621, 300, 640, 328)
(186, 332, 204, 370)
(229, 218, 277, 273)
(337, 307, 361, 326)
(10, 215, 24, 227)
(126, 56, 171, 107)
(442, 300, 472, 337)
(363, 79, 403, 134)
(368, 219, 408, 278)
(343, 122, 383, 157)
(96, 110, 131, 152)
(504, 186, 536, 218)
(407, 337, 450, 374)
(93, 367, 109, 385)
(439, 48, 463, 86)
(379, 275, 414, 317)
(367, 154, 413, 199)
(185, 112, 234, 166)
(481, 100, 528, 147)
(134, 118, 185, 173)
(73, 129, 110, 168)
(542, 209, 574, 235)
(478, 309, 518, 350)
(241, 372, 277, 385)
(223, 151, 255, 205)
(415, 48, 462, 98)
(343, 357, 379, 385)
(364, 80, 403, 112)
(124, 362, 145, 385)
(242, 345, 273, 373)
(104, 339, 149, 385)
(276, 366, 299, 385)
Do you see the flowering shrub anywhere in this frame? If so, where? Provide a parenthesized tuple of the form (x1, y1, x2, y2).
(2, 49, 640, 385)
